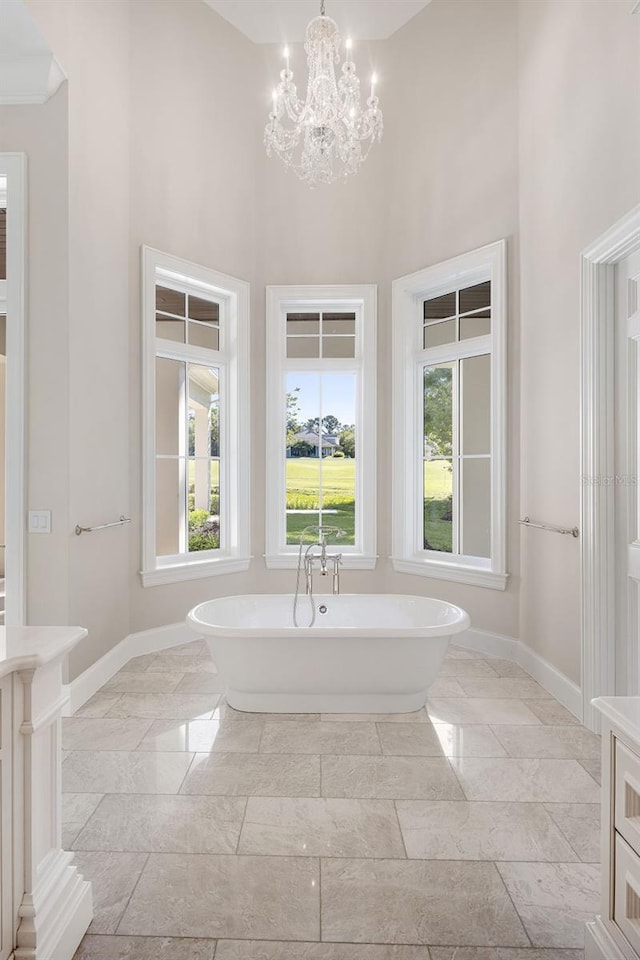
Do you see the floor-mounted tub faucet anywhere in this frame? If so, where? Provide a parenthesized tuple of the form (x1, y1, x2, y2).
(304, 526, 345, 596)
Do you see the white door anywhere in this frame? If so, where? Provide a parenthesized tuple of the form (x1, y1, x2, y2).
(615, 248, 640, 695)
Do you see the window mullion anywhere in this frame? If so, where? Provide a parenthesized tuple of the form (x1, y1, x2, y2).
(178, 362, 187, 554)
(453, 359, 461, 557)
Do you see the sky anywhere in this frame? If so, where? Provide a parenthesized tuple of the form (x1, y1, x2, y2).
(287, 372, 356, 428)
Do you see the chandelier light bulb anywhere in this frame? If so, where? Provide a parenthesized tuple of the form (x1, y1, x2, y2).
(263, 0, 383, 186)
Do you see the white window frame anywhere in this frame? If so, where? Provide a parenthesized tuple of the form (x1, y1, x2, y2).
(391, 240, 508, 590)
(141, 246, 251, 586)
(265, 284, 377, 569)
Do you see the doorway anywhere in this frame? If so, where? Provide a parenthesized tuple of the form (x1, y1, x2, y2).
(581, 206, 640, 731)
(615, 249, 640, 695)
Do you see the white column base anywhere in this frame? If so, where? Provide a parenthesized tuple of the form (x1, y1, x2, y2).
(14, 851, 92, 960)
(585, 917, 630, 960)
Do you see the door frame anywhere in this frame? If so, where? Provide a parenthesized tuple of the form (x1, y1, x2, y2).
(0, 153, 27, 626)
(581, 204, 640, 732)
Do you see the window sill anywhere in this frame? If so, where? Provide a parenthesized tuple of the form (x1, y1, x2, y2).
(140, 556, 252, 587)
(264, 554, 378, 571)
(391, 557, 509, 591)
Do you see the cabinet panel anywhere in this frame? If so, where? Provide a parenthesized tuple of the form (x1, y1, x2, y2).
(616, 738, 640, 854)
(0, 676, 12, 960)
(614, 832, 640, 955)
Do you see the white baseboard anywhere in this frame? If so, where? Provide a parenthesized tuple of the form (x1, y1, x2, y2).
(457, 627, 583, 722)
(63, 622, 201, 716)
(64, 619, 583, 724)
(584, 917, 628, 960)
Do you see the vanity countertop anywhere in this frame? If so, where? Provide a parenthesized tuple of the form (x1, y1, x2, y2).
(0, 625, 87, 680)
(592, 695, 640, 746)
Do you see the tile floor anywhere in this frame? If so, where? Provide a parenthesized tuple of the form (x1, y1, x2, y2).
(67, 639, 601, 959)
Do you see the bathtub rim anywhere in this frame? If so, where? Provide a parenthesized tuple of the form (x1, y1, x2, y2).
(186, 592, 471, 640)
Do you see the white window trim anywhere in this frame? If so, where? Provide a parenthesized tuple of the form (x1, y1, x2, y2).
(391, 239, 508, 590)
(140, 246, 251, 586)
(265, 284, 377, 569)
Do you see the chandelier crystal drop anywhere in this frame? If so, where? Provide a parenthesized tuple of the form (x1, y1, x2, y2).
(264, 0, 383, 186)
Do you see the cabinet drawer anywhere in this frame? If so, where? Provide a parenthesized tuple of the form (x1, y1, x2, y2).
(614, 832, 640, 954)
(615, 738, 640, 854)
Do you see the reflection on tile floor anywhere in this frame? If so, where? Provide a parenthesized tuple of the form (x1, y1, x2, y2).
(69, 642, 601, 958)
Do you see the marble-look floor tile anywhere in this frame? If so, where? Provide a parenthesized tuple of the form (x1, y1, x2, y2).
(497, 861, 600, 947)
(73, 692, 123, 719)
(430, 723, 508, 758)
(491, 724, 600, 760)
(181, 752, 321, 796)
(118, 854, 320, 940)
(427, 677, 467, 697)
(427, 699, 542, 725)
(544, 802, 601, 862)
(63, 793, 103, 848)
(122, 654, 159, 672)
(444, 645, 488, 660)
(457, 678, 551, 699)
(377, 722, 506, 758)
(449, 757, 601, 803)
(578, 757, 601, 784)
(63, 751, 193, 794)
(106, 693, 219, 719)
(376, 722, 445, 757)
(72, 851, 148, 934)
(73, 936, 216, 959)
(215, 942, 431, 959)
(525, 700, 580, 725)
(238, 797, 405, 858)
(163, 639, 208, 656)
(146, 655, 217, 674)
(438, 659, 498, 678)
(138, 719, 263, 753)
(73, 794, 245, 854)
(175, 673, 226, 694)
(101, 671, 184, 694)
(480, 660, 532, 679)
(260, 720, 380, 755)
(214, 701, 320, 722)
(396, 800, 578, 861)
(430, 950, 584, 960)
(321, 858, 528, 946)
(62, 718, 153, 752)
(321, 756, 464, 800)
(320, 710, 428, 723)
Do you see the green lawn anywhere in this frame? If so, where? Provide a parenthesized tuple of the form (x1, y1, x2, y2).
(423, 459, 453, 552)
(286, 457, 356, 545)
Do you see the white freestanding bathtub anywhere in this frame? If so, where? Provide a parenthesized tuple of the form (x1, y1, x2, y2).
(187, 593, 470, 713)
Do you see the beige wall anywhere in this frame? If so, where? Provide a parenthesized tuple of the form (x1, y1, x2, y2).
(378, 0, 521, 640)
(2, 0, 638, 685)
(20, 0, 131, 677)
(0, 89, 70, 626)
(518, 0, 640, 684)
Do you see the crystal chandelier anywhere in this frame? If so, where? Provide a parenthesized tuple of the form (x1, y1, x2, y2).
(264, 0, 383, 186)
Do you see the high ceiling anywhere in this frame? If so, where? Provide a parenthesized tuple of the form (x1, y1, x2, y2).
(203, 0, 432, 44)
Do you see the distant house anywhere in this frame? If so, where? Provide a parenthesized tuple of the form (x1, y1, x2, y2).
(288, 430, 339, 458)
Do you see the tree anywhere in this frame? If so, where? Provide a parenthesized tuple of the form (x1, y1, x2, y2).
(338, 426, 355, 458)
(286, 388, 301, 447)
(321, 414, 341, 435)
(304, 414, 342, 435)
(423, 367, 452, 457)
(210, 403, 219, 457)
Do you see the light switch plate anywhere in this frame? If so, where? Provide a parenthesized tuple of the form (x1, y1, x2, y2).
(28, 510, 51, 534)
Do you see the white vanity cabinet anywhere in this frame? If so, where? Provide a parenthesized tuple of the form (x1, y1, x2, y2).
(1, 673, 12, 960)
(586, 697, 640, 960)
(0, 627, 92, 960)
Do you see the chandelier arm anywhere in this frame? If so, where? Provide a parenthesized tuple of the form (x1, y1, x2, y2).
(265, 5, 382, 185)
